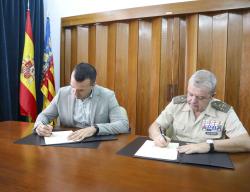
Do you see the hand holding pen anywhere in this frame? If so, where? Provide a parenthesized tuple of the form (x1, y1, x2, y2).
(36, 123, 53, 137)
(154, 126, 171, 147)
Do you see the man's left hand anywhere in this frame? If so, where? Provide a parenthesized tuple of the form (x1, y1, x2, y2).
(68, 126, 97, 141)
(178, 142, 210, 154)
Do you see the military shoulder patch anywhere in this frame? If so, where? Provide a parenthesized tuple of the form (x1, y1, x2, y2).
(173, 95, 187, 104)
(211, 101, 231, 113)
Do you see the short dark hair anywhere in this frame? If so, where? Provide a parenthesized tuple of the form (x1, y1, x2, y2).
(73, 63, 97, 84)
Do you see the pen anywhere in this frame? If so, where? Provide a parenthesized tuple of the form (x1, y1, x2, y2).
(41, 120, 53, 136)
(159, 126, 168, 143)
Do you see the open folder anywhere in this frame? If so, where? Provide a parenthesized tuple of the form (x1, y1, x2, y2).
(41, 130, 118, 146)
(44, 130, 80, 145)
(134, 140, 179, 161)
(117, 137, 234, 169)
(14, 130, 117, 148)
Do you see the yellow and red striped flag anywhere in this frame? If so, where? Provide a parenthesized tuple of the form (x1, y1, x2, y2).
(19, 8, 37, 121)
(41, 17, 55, 109)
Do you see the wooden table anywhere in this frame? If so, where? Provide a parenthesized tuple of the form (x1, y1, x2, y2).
(0, 121, 250, 192)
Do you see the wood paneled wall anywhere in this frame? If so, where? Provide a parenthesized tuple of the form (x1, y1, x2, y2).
(61, 0, 250, 135)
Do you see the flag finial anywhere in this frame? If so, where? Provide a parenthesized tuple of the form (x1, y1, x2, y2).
(27, 0, 30, 10)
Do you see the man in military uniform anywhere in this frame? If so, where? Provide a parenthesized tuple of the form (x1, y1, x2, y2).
(149, 70, 250, 154)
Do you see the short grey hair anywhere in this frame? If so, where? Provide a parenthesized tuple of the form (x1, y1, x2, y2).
(188, 70, 217, 94)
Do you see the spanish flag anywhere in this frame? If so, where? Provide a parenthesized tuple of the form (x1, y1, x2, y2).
(19, 8, 37, 121)
(41, 17, 55, 109)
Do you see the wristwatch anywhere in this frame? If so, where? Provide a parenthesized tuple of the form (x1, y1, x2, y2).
(93, 124, 99, 136)
(206, 139, 214, 153)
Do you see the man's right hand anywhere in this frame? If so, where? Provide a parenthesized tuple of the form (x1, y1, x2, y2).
(154, 134, 171, 147)
(36, 124, 53, 136)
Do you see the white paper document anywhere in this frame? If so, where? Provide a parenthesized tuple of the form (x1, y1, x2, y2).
(44, 131, 78, 145)
(134, 140, 179, 161)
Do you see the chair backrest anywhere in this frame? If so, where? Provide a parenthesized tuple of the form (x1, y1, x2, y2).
(120, 106, 131, 133)
(119, 106, 128, 118)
